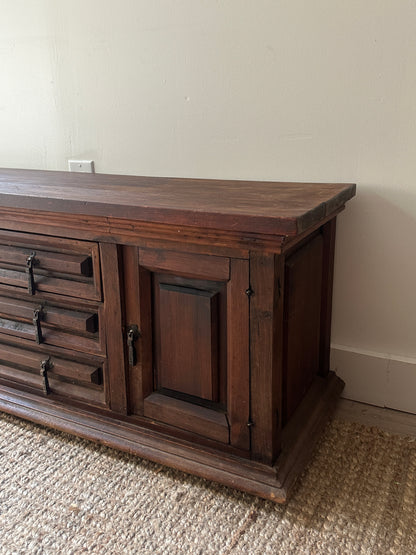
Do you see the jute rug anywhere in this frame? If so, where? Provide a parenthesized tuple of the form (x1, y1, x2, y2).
(0, 413, 415, 554)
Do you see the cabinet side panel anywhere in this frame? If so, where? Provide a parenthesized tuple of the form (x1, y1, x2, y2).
(319, 218, 337, 376)
(283, 234, 323, 424)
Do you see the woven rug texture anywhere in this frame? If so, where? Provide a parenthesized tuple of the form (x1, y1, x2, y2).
(0, 412, 416, 554)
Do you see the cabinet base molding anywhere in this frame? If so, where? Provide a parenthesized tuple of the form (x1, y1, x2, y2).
(0, 372, 343, 503)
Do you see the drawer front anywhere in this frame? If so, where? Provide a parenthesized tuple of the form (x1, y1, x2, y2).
(0, 230, 101, 301)
(0, 341, 107, 406)
(0, 295, 103, 356)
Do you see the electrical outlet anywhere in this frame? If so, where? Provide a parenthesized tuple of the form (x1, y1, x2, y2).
(68, 160, 95, 173)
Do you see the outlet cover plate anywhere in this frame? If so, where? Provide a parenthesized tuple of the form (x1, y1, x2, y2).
(68, 160, 95, 173)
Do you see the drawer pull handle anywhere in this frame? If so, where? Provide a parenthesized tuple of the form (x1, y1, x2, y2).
(127, 325, 140, 366)
(40, 357, 52, 395)
(26, 252, 37, 295)
(33, 308, 43, 344)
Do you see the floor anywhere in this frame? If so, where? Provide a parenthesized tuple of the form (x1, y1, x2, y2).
(2, 411, 415, 553)
(335, 398, 416, 438)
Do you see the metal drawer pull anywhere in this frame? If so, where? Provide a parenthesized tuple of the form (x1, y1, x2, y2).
(127, 325, 140, 366)
(40, 357, 52, 395)
(26, 252, 37, 295)
(33, 307, 43, 344)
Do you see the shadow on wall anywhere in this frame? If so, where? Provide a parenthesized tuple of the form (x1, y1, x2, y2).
(332, 186, 416, 359)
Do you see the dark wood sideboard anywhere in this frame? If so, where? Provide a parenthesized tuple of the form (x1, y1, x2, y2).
(0, 169, 355, 502)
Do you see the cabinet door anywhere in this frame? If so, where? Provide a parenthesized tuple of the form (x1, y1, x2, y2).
(123, 247, 250, 451)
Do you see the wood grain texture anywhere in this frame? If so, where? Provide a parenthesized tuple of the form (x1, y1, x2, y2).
(143, 392, 229, 444)
(0, 245, 92, 276)
(99, 243, 127, 414)
(0, 371, 343, 502)
(0, 169, 356, 502)
(0, 229, 101, 301)
(0, 204, 348, 257)
(249, 252, 282, 465)
(122, 246, 152, 415)
(0, 317, 102, 357)
(140, 254, 245, 447)
(0, 342, 105, 405)
(283, 234, 323, 424)
(140, 248, 230, 281)
(226, 258, 250, 451)
(0, 168, 355, 236)
(0, 206, 270, 256)
(319, 219, 337, 377)
(0, 295, 99, 337)
(277, 372, 344, 492)
(157, 285, 219, 401)
(0, 367, 105, 406)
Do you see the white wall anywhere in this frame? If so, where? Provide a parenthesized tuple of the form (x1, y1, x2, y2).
(1, 1, 416, 410)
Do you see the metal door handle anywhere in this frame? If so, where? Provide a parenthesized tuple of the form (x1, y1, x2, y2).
(127, 325, 140, 366)
(33, 307, 43, 344)
(26, 252, 37, 295)
(40, 357, 52, 395)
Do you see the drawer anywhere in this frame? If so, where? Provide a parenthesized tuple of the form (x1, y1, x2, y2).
(0, 341, 107, 406)
(0, 295, 103, 356)
(0, 230, 101, 301)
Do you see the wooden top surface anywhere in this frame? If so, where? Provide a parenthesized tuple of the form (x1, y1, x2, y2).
(0, 169, 355, 236)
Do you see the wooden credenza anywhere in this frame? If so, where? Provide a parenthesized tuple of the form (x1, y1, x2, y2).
(0, 169, 355, 502)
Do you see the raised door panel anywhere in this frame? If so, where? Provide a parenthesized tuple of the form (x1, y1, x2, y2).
(156, 284, 219, 401)
(144, 271, 229, 444)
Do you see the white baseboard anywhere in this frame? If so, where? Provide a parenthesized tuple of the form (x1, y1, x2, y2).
(330, 345, 416, 415)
